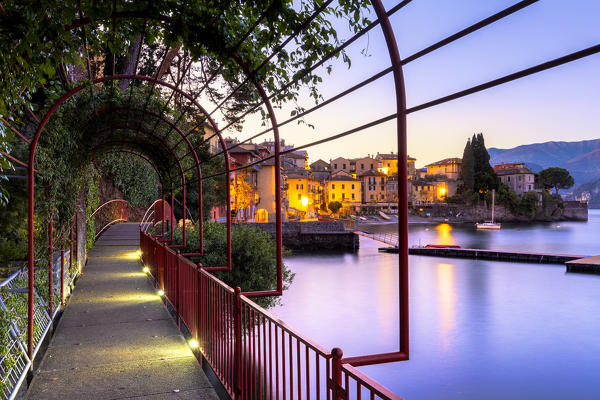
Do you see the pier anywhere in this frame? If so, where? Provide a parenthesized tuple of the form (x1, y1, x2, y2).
(402, 247, 585, 264)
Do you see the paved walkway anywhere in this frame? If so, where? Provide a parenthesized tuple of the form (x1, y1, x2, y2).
(27, 223, 218, 400)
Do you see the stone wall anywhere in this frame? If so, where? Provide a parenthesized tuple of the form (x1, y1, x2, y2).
(417, 200, 588, 222)
(243, 221, 359, 252)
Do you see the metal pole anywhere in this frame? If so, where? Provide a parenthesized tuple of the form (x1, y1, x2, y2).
(48, 210, 53, 316)
(331, 347, 344, 400)
(75, 202, 79, 274)
(70, 226, 74, 279)
(60, 242, 65, 305)
(234, 287, 243, 400)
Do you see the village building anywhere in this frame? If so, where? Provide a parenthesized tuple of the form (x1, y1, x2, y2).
(359, 170, 387, 203)
(285, 169, 320, 219)
(494, 162, 535, 195)
(425, 157, 462, 180)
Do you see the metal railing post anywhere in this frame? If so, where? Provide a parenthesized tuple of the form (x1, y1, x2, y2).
(48, 211, 53, 316)
(331, 347, 344, 400)
(60, 242, 65, 305)
(176, 250, 181, 328)
(69, 226, 73, 280)
(234, 286, 243, 400)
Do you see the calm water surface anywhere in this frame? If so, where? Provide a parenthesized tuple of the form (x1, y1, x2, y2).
(273, 210, 600, 399)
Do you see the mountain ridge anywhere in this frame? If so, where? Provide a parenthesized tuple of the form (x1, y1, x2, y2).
(488, 138, 600, 187)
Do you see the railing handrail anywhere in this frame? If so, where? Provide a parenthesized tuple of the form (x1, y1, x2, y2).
(140, 229, 399, 399)
(240, 293, 332, 357)
(342, 362, 404, 400)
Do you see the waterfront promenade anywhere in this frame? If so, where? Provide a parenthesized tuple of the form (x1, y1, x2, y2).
(26, 223, 218, 399)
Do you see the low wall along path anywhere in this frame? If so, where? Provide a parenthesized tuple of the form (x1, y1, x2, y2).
(26, 223, 218, 399)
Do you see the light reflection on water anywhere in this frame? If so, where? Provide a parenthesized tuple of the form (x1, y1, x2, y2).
(274, 210, 600, 399)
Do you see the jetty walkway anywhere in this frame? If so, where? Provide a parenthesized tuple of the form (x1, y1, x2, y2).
(26, 223, 218, 400)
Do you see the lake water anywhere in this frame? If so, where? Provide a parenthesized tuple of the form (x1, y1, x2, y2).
(273, 210, 600, 399)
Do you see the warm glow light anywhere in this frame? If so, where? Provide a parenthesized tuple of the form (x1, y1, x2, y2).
(143, 266, 150, 273)
(301, 196, 309, 207)
(136, 250, 142, 256)
(189, 339, 199, 348)
(157, 289, 165, 297)
(438, 187, 446, 196)
(379, 167, 389, 175)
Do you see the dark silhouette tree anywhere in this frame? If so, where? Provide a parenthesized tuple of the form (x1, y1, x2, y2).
(538, 167, 574, 195)
(471, 133, 499, 195)
(328, 201, 342, 214)
(461, 138, 474, 192)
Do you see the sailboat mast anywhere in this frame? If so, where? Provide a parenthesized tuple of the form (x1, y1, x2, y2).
(491, 189, 495, 223)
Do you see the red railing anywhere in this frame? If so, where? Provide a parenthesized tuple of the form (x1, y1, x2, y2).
(140, 230, 402, 400)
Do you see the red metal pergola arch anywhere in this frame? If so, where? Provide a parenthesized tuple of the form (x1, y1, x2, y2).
(86, 127, 190, 248)
(84, 105, 207, 252)
(23, 0, 408, 372)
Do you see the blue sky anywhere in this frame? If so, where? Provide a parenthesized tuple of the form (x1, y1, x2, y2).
(214, 0, 600, 168)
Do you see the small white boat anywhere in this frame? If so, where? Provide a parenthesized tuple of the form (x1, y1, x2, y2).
(476, 222, 501, 230)
(379, 211, 391, 220)
(476, 189, 501, 230)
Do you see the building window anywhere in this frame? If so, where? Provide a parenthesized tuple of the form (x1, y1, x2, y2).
(342, 184, 345, 189)
(351, 184, 355, 189)
(332, 184, 335, 189)
(370, 163, 373, 169)
(296, 184, 299, 189)
(298, 194, 301, 200)
(361, 163, 364, 169)
(334, 163, 337, 169)
(332, 193, 335, 199)
(343, 163, 346, 169)
(380, 177, 384, 184)
(369, 177, 374, 184)
(342, 193, 345, 199)
(507, 176, 511, 182)
(301, 184, 304, 189)
(381, 185, 384, 191)
(370, 194, 374, 200)
(352, 193, 355, 199)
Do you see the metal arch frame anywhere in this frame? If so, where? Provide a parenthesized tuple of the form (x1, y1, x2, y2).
(339, 0, 409, 367)
(26, 73, 239, 357)
(228, 51, 284, 297)
(86, 126, 188, 247)
(89, 199, 130, 219)
(85, 105, 205, 253)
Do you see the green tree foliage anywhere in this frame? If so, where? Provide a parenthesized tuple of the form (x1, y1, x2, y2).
(99, 153, 159, 209)
(537, 167, 574, 195)
(328, 200, 342, 214)
(0, 0, 372, 119)
(173, 222, 294, 309)
(470, 133, 499, 196)
(461, 138, 474, 192)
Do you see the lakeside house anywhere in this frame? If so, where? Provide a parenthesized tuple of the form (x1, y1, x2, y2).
(494, 162, 535, 195)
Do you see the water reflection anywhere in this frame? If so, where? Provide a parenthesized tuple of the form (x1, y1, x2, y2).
(276, 211, 600, 399)
(436, 263, 456, 351)
(435, 223, 455, 246)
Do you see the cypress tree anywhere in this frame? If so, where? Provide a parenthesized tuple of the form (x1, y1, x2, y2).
(471, 133, 499, 195)
(461, 138, 474, 192)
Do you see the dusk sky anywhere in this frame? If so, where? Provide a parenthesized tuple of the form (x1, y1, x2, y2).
(214, 0, 600, 169)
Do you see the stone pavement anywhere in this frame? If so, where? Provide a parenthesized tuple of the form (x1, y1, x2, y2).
(26, 223, 218, 400)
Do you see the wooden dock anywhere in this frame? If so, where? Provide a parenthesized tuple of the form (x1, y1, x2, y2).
(379, 246, 586, 264)
(565, 256, 600, 273)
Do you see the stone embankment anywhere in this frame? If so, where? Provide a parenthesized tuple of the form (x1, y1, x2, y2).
(244, 221, 359, 252)
(416, 201, 588, 223)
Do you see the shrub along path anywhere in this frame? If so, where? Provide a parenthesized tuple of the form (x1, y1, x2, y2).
(26, 223, 218, 399)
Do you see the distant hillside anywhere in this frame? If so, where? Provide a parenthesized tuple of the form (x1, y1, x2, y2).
(488, 139, 600, 187)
